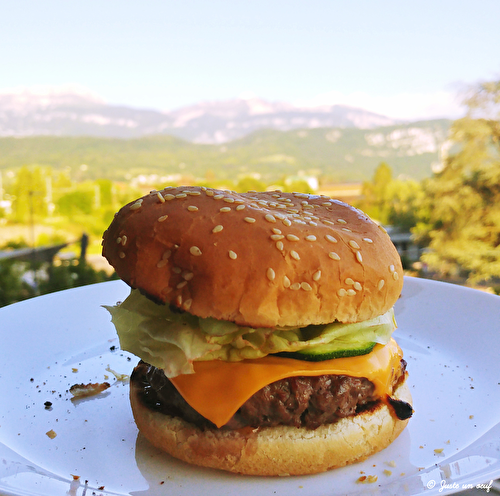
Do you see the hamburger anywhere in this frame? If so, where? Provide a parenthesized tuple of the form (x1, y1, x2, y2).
(102, 186, 412, 476)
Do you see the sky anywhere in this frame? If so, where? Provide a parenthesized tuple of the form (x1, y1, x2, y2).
(1, 0, 499, 121)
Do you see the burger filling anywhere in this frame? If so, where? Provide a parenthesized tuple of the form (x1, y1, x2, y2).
(131, 358, 408, 430)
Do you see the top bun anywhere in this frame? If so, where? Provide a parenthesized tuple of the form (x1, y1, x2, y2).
(102, 186, 403, 328)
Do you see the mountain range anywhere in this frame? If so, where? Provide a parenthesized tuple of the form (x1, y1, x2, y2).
(0, 87, 402, 143)
(0, 87, 453, 184)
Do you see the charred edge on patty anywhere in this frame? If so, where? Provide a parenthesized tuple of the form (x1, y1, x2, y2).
(131, 359, 410, 431)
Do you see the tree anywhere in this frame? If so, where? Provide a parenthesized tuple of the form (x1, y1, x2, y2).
(413, 79, 500, 282)
(359, 162, 394, 224)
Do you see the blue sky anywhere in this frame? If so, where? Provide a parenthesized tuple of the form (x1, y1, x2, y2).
(1, 0, 499, 120)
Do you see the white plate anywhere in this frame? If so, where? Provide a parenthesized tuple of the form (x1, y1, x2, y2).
(0, 277, 499, 496)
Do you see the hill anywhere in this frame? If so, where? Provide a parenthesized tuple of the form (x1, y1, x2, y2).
(0, 119, 451, 184)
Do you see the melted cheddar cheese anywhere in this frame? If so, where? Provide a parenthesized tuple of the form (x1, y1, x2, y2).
(170, 338, 403, 428)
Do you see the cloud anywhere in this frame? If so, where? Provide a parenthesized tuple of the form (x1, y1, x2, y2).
(295, 89, 467, 121)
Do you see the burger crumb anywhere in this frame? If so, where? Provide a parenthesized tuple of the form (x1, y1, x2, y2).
(385, 460, 397, 468)
(357, 475, 378, 484)
(69, 382, 111, 398)
(105, 366, 130, 382)
(46, 429, 57, 439)
(383, 470, 392, 477)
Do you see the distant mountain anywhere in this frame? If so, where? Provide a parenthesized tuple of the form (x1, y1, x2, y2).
(0, 87, 402, 143)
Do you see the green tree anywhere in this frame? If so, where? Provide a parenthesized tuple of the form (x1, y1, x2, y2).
(413, 79, 500, 282)
(359, 162, 394, 223)
(11, 166, 48, 222)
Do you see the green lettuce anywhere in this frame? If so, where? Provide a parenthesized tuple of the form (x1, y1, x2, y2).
(104, 289, 396, 377)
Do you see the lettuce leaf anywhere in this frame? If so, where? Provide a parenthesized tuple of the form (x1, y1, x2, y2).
(104, 289, 396, 377)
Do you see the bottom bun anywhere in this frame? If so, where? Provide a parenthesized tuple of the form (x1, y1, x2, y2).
(130, 378, 412, 476)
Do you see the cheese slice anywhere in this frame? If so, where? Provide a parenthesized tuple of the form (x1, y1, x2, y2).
(170, 338, 403, 428)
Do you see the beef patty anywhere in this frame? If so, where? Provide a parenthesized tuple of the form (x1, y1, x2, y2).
(131, 358, 407, 430)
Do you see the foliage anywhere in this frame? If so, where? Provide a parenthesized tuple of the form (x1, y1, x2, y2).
(0, 260, 36, 307)
(357, 162, 424, 230)
(413, 79, 500, 282)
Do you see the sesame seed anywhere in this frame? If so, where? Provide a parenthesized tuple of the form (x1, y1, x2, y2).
(183, 299, 193, 310)
(325, 234, 338, 244)
(182, 271, 194, 281)
(156, 259, 168, 268)
(301, 282, 312, 291)
(337, 288, 347, 297)
(356, 251, 363, 263)
(302, 205, 314, 210)
(188, 191, 201, 196)
(393, 271, 399, 281)
(342, 228, 352, 232)
(271, 234, 284, 240)
(162, 250, 172, 260)
(379, 224, 388, 233)
(212, 225, 224, 233)
(272, 228, 282, 234)
(389, 264, 395, 272)
(228, 250, 237, 259)
(157, 192, 166, 203)
(236, 204, 246, 211)
(290, 282, 301, 290)
(116, 237, 122, 244)
(305, 235, 317, 242)
(282, 219, 292, 227)
(130, 202, 142, 211)
(337, 219, 347, 224)
(158, 215, 169, 222)
(309, 221, 318, 226)
(347, 289, 356, 296)
(276, 241, 284, 251)
(328, 252, 341, 261)
(205, 190, 215, 197)
(354, 282, 362, 291)
(223, 197, 235, 203)
(283, 275, 291, 288)
(164, 194, 175, 200)
(175, 193, 187, 199)
(267, 268, 276, 281)
(176, 295, 182, 306)
(244, 217, 256, 223)
(286, 234, 300, 242)
(119, 251, 126, 259)
(349, 240, 360, 250)
(213, 194, 224, 200)
(323, 220, 335, 226)
(177, 281, 188, 289)
(265, 214, 277, 223)
(290, 250, 300, 261)
(378, 279, 385, 290)
(188, 205, 199, 212)
(345, 278, 354, 285)
(220, 207, 231, 213)
(363, 237, 373, 243)
(172, 266, 182, 274)
(190, 246, 202, 256)
(313, 270, 321, 281)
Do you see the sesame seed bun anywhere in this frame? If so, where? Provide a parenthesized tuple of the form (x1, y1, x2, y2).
(129, 374, 412, 476)
(102, 186, 403, 327)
